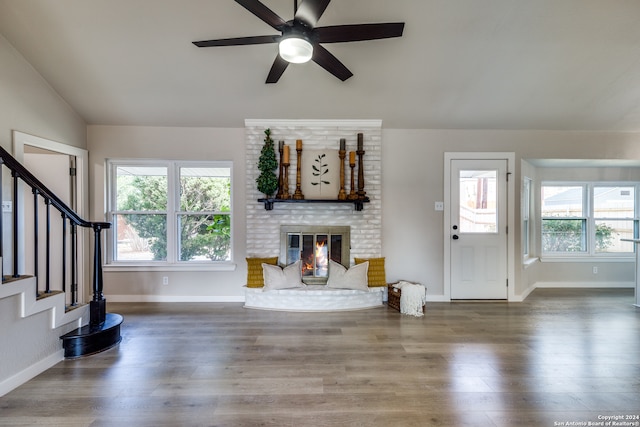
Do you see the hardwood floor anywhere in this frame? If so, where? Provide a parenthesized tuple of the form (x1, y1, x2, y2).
(1, 289, 639, 427)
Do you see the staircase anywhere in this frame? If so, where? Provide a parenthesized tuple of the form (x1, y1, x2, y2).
(0, 145, 121, 395)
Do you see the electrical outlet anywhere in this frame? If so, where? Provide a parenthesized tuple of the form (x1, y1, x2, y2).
(162, 276, 169, 285)
(592, 266, 598, 274)
(434, 201, 444, 211)
(2, 201, 12, 213)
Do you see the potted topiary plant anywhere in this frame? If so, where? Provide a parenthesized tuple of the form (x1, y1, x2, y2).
(256, 128, 279, 198)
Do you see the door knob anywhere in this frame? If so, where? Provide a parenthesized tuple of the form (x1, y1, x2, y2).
(452, 235, 459, 240)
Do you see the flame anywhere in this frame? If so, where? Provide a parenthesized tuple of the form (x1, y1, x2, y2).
(315, 240, 328, 276)
(301, 239, 329, 277)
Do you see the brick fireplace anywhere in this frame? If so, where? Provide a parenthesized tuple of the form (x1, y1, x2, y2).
(245, 119, 382, 266)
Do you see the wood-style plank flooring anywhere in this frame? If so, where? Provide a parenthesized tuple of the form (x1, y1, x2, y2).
(1, 289, 640, 426)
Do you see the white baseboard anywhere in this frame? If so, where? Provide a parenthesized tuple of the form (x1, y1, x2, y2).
(534, 281, 634, 288)
(105, 294, 245, 303)
(510, 284, 537, 302)
(106, 281, 632, 304)
(425, 295, 450, 302)
(0, 350, 63, 397)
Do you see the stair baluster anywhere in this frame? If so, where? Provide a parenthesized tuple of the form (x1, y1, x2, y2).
(0, 145, 120, 357)
(61, 214, 67, 294)
(11, 170, 19, 278)
(70, 223, 77, 307)
(0, 158, 3, 278)
(33, 189, 39, 294)
(45, 198, 51, 294)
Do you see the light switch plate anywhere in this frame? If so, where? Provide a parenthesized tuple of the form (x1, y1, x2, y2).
(434, 201, 444, 211)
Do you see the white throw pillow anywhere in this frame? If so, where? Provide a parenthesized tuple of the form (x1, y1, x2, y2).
(326, 260, 369, 290)
(262, 260, 305, 291)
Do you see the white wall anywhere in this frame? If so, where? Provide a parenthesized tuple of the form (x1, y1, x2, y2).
(87, 125, 247, 301)
(0, 34, 87, 393)
(381, 129, 640, 299)
(244, 120, 382, 262)
(0, 35, 85, 151)
(89, 125, 640, 302)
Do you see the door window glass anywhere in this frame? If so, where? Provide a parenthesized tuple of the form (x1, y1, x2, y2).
(459, 170, 498, 233)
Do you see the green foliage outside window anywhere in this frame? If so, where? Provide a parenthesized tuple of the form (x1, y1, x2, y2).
(119, 174, 231, 261)
(542, 220, 614, 252)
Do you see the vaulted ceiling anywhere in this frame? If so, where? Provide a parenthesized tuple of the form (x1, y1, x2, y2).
(1, 0, 640, 130)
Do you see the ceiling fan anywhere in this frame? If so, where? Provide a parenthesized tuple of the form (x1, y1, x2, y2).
(192, 0, 405, 83)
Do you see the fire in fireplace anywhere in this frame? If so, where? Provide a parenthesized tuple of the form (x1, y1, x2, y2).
(280, 226, 350, 285)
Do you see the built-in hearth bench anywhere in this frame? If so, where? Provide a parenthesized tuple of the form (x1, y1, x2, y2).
(244, 285, 384, 312)
(244, 254, 388, 312)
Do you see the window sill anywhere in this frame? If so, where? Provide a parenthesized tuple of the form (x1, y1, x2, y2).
(522, 257, 539, 269)
(104, 262, 237, 272)
(540, 256, 633, 263)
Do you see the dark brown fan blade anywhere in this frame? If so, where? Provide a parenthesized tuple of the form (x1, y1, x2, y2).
(294, 0, 331, 28)
(235, 0, 287, 30)
(312, 43, 352, 81)
(266, 54, 290, 84)
(193, 35, 278, 47)
(316, 22, 405, 43)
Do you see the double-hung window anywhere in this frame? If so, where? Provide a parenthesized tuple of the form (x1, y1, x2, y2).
(107, 160, 232, 265)
(593, 186, 636, 253)
(541, 185, 587, 253)
(522, 177, 532, 258)
(541, 182, 637, 257)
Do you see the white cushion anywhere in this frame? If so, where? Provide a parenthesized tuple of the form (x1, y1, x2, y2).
(326, 260, 369, 291)
(262, 260, 305, 291)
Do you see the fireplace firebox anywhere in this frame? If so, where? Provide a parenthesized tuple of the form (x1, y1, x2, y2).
(280, 226, 350, 285)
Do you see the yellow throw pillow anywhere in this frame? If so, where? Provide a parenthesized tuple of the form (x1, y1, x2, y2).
(246, 257, 278, 288)
(354, 257, 386, 287)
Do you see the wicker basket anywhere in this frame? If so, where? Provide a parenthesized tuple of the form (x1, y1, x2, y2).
(387, 282, 425, 312)
(387, 283, 402, 311)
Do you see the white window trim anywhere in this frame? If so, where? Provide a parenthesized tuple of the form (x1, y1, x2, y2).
(522, 176, 532, 260)
(105, 159, 234, 270)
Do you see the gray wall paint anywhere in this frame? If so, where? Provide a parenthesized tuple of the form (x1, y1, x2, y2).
(0, 35, 85, 151)
(0, 35, 87, 392)
(87, 125, 247, 300)
(381, 129, 640, 298)
(88, 126, 640, 301)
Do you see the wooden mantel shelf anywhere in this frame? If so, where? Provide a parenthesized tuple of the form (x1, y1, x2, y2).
(258, 197, 370, 211)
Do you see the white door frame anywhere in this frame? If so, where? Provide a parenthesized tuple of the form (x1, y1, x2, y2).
(12, 131, 89, 302)
(444, 152, 516, 301)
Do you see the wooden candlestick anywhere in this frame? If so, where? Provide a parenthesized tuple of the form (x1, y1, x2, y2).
(357, 148, 366, 200)
(281, 162, 290, 199)
(356, 132, 366, 200)
(348, 162, 358, 200)
(338, 149, 347, 200)
(276, 141, 284, 199)
(293, 145, 304, 200)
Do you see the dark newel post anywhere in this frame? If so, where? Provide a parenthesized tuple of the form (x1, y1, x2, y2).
(90, 222, 109, 326)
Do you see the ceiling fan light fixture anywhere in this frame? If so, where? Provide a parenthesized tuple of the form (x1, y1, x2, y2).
(279, 36, 313, 63)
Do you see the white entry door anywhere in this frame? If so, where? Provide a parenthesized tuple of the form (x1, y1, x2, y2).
(450, 159, 508, 299)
